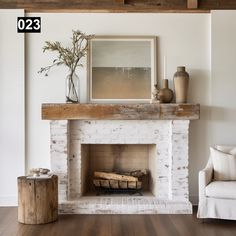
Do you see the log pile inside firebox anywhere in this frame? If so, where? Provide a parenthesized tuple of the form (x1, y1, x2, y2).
(93, 169, 148, 194)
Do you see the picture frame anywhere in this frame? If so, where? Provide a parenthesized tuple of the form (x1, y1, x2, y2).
(88, 36, 157, 103)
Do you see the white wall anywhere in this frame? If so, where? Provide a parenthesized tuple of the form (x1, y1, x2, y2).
(0, 10, 233, 206)
(6, 11, 236, 205)
(26, 13, 211, 203)
(210, 11, 236, 146)
(0, 10, 25, 205)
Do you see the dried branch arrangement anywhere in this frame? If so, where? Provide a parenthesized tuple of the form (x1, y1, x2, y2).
(39, 30, 93, 76)
(38, 30, 94, 102)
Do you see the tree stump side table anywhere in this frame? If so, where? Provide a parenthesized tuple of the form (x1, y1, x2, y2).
(17, 175, 58, 224)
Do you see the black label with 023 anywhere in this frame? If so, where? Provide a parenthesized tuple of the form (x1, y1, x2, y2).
(17, 17, 41, 33)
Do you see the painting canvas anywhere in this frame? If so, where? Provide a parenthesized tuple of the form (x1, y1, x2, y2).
(88, 37, 156, 102)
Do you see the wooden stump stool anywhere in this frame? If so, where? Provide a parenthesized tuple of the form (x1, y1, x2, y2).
(18, 175, 58, 224)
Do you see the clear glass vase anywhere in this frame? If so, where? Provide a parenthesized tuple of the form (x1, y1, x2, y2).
(65, 72, 79, 103)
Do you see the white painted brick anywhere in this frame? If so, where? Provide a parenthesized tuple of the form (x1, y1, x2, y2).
(50, 119, 191, 214)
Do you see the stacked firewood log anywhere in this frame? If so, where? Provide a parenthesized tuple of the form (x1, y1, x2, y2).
(93, 169, 147, 190)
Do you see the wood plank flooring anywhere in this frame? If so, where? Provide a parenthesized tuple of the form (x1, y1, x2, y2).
(0, 207, 236, 236)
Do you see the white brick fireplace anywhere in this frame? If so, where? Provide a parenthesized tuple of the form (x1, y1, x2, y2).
(44, 103, 199, 214)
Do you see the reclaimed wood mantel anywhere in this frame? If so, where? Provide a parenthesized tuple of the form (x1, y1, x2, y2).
(42, 103, 200, 120)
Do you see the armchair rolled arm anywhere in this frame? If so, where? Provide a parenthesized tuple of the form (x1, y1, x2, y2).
(199, 158, 213, 201)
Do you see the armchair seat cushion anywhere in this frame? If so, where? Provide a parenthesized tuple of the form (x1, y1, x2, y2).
(206, 181, 236, 199)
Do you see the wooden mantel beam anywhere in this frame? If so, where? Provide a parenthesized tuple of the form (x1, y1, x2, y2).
(187, 0, 198, 9)
(41, 103, 200, 120)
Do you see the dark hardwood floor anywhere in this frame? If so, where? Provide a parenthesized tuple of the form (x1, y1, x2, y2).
(1, 207, 236, 236)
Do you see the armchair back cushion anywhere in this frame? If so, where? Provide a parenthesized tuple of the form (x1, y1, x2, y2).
(210, 147, 236, 181)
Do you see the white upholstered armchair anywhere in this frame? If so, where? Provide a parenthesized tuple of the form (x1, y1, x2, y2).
(197, 145, 236, 220)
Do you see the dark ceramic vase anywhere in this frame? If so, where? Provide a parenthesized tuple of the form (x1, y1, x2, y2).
(159, 79, 173, 103)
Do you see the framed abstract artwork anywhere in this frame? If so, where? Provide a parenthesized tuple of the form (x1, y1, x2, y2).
(88, 36, 157, 103)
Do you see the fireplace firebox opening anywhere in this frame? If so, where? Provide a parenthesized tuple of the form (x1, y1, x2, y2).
(80, 144, 157, 197)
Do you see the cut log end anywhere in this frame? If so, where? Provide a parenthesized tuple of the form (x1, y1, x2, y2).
(93, 179, 142, 190)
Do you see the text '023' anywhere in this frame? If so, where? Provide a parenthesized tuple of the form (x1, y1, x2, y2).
(17, 17, 41, 33)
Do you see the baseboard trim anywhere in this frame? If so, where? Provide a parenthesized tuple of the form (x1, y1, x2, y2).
(0, 195, 17, 206)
